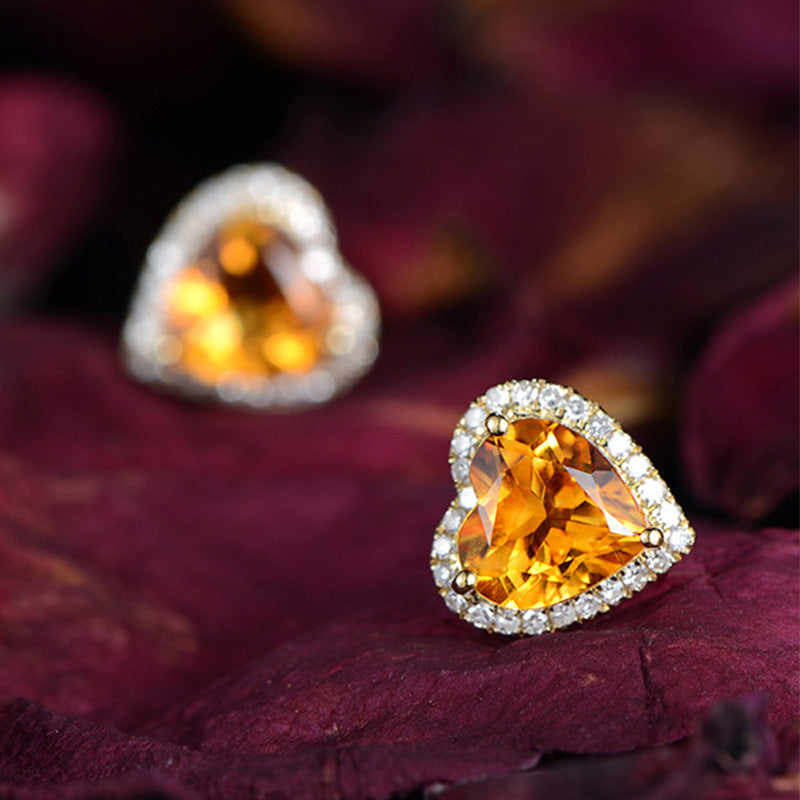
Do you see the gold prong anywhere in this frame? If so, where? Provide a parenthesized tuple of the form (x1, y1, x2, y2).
(640, 527, 664, 547)
(485, 413, 509, 436)
(451, 569, 476, 595)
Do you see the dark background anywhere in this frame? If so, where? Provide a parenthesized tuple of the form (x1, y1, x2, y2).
(2, 1, 309, 314)
(1, 0, 796, 521)
(0, 2, 797, 798)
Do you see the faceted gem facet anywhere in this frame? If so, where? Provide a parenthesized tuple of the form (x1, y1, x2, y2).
(457, 418, 646, 610)
(162, 215, 334, 383)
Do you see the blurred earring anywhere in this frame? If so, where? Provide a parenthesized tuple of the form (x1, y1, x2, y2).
(121, 164, 380, 410)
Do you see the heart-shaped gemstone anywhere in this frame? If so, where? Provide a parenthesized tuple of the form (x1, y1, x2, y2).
(162, 216, 334, 383)
(458, 417, 645, 609)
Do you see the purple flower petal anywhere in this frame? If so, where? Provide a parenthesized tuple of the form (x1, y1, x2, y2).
(683, 279, 799, 520)
(0, 77, 118, 305)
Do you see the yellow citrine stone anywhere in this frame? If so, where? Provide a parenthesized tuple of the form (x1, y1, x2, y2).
(163, 216, 334, 383)
(457, 418, 646, 610)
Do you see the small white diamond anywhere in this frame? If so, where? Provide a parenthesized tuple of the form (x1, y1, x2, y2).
(574, 593, 602, 619)
(620, 563, 649, 591)
(442, 507, 465, 533)
(464, 406, 486, 431)
(639, 478, 666, 505)
(458, 487, 477, 508)
(586, 413, 614, 442)
(451, 458, 470, 484)
(493, 612, 522, 635)
(657, 501, 682, 528)
(521, 609, 548, 635)
(444, 590, 467, 614)
(564, 394, 589, 422)
(511, 381, 536, 409)
(645, 548, 674, 573)
(607, 431, 633, 460)
(485, 386, 510, 411)
(623, 453, 651, 481)
(465, 604, 493, 629)
(452, 432, 473, 457)
(598, 577, 625, 605)
(667, 526, 694, 553)
(300, 248, 337, 282)
(539, 384, 565, 412)
(549, 603, 578, 628)
(433, 561, 456, 588)
(432, 535, 455, 558)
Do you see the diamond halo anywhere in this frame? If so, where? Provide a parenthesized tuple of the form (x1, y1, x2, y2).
(121, 163, 380, 411)
(430, 379, 695, 635)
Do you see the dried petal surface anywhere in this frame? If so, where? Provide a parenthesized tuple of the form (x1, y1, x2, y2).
(0, 509, 796, 800)
(0, 78, 118, 304)
(0, 321, 795, 800)
(0, 322, 797, 769)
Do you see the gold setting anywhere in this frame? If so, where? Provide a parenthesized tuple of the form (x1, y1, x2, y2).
(451, 570, 477, 595)
(484, 412, 509, 436)
(640, 527, 664, 548)
(431, 379, 695, 635)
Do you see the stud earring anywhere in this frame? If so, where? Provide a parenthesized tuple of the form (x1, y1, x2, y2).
(431, 380, 695, 635)
(121, 164, 380, 410)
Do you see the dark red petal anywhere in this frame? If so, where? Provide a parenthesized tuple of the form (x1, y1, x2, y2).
(284, 90, 796, 336)
(0, 77, 119, 305)
(0, 698, 789, 799)
(0, 317, 797, 743)
(434, 697, 785, 800)
(476, 0, 798, 97)
(682, 279, 800, 520)
(283, 89, 620, 320)
(0, 517, 795, 798)
(140, 522, 799, 761)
